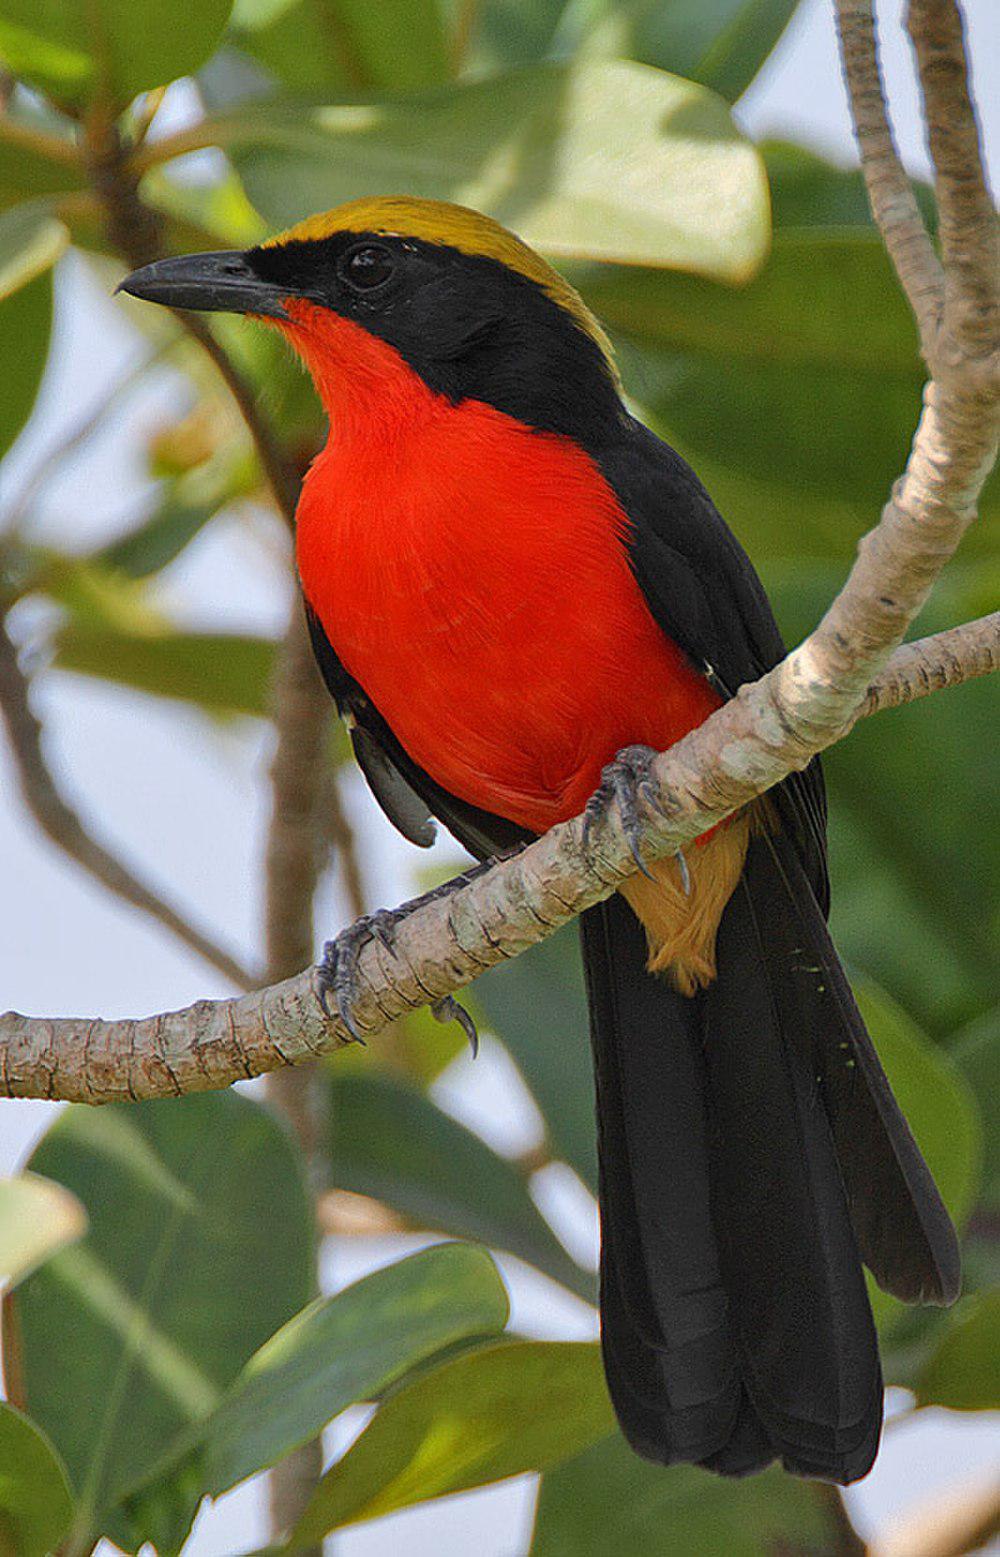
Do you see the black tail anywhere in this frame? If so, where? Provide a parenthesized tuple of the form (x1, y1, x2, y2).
(581, 832, 960, 1484)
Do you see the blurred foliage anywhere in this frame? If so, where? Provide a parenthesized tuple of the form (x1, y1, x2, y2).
(533, 1432, 838, 1555)
(0, 0, 996, 1551)
(291, 1340, 615, 1543)
(0, 1403, 75, 1557)
(0, 1171, 86, 1289)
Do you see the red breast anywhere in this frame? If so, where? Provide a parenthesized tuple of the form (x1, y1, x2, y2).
(286, 300, 719, 835)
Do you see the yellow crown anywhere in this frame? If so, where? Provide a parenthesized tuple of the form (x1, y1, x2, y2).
(263, 196, 616, 373)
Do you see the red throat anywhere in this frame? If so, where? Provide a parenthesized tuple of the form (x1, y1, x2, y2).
(280, 298, 721, 835)
(272, 298, 441, 444)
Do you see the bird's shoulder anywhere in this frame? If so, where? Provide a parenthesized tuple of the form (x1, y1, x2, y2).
(593, 415, 787, 693)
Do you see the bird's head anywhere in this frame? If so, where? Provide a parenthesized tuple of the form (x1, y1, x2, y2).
(120, 197, 623, 440)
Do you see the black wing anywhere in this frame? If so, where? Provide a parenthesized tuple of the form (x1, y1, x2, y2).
(304, 602, 528, 861)
(597, 417, 829, 912)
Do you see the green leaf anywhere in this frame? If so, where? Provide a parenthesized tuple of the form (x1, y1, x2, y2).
(850, 979, 982, 1340)
(915, 1291, 1000, 1412)
(0, 1172, 87, 1289)
(582, 230, 923, 512)
(822, 661, 1000, 1033)
(763, 138, 934, 232)
(0, 0, 235, 108)
(0, 272, 50, 459)
(6, 1092, 314, 1548)
(457, 0, 569, 73)
(232, 0, 451, 94)
(0, 204, 65, 458)
(325, 1071, 594, 1299)
(204, 1243, 509, 1495)
(0, 1403, 75, 1557)
(94, 497, 223, 579)
(115, 1448, 208, 1557)
(476, 927, 597, 1193)
(221, 61, 770, 281)
(0, 130, 83, 213)
(0, 201, 67, 298)
(953, 1009, 1000, 1210)
(580, 143, 997, 566)
(52, 623, 277, 717)
(532, 1431, 837, 1555)
(290, 1341, 615, 1541)
(555, 0, 800, 103)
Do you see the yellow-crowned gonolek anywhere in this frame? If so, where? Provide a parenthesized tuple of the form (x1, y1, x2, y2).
(122, 198, 960, 1483)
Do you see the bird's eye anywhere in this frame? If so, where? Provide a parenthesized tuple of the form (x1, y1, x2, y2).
(340, 244, 395, 292)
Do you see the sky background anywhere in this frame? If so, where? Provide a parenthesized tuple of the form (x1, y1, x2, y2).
(1, 0, 998, 1551)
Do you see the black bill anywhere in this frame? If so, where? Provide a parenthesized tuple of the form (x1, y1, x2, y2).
(117, 250, 290, 318)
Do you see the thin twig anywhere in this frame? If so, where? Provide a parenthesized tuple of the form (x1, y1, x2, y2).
(0, 113, 80, 166)
(260, 603, 333, 1182)
(127, 120, 236, 179)
(907, 0, 999, 366)
(835, 0, 944, 354)
(852, 608, 999, 720)
(1, 615, 994, 1103)
(0, 614, 256, 991)
(83, 111, 300, 527)
(322, 771, 367, 922)
(260, 604, 338, 1552)
(176, 314, 300, 525)
(450, 0, 480, 72)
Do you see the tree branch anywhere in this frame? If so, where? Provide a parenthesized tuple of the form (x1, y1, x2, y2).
(836, 0, 944, 353)
(1, 617, 994, 1104)
(0, 613, 256, 991)
(0, 111, 80, 167)
(851, 609, 998, 719)
(907, 0, 998, 365)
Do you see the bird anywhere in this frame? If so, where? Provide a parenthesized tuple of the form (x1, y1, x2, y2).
(120, 197, 960, 1485)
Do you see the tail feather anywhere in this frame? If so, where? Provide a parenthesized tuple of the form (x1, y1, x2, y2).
(581, 831, 958, 1483)
(760, 832, 960, 1307)
(701, 848, 882, 1481)
(581, 896, 745, 1466)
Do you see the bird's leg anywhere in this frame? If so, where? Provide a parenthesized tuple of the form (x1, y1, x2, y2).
(315, 854, 518, 1051)
(583, 744, 690, 893)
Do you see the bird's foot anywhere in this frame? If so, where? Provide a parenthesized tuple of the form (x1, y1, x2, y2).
(315, 864, 501, 1052)
(315, 908, 404, 1044)
(583, 744, 690, 893)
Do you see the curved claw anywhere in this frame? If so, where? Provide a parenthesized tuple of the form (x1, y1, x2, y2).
(583, 745, 660, 881)
(432, 994, 480, 1059)
(315, 920, 391, 1044)
(675, 850, 691, 896)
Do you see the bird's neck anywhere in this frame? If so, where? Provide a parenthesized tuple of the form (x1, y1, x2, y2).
(275, 299, 444, 451)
